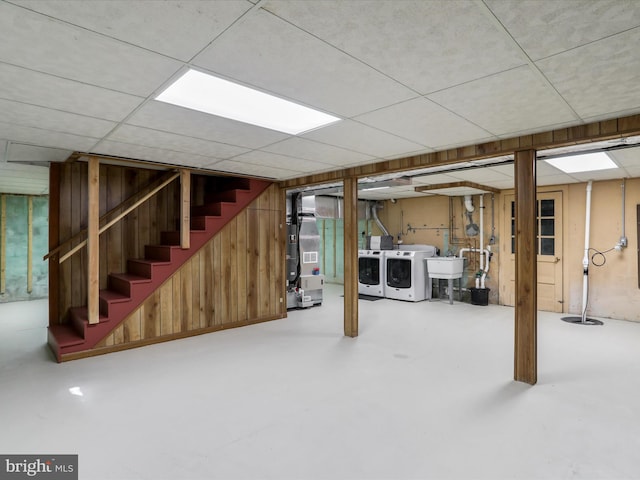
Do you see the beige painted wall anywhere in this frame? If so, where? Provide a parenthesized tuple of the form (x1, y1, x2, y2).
(376, 177, 640, 321)
(565, 178, 639, 321)
(377, 194, 501, 302)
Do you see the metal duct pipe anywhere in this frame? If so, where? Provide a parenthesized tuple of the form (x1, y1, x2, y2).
(464, 195, 474, 212)
(581, 180, 593, 323)
(372, 202, 390, 236)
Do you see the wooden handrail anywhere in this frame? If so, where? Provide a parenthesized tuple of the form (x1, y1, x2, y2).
(45, 170, 180, 263)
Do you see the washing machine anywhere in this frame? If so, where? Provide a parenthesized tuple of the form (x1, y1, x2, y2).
(385, 250, 434, 302)
(358, 250, 387, 297)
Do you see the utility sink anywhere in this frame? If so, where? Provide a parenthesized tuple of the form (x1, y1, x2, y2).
(425, 257, 465, 279)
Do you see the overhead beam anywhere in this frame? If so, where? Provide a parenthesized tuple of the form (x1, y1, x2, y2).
(414, 181, 500, 195)
(514, 149, 537, 385)
(281, 114, 640, 189)
(343, 176, 358, 337)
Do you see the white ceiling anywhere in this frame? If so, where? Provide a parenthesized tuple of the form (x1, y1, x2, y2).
(1, 0, 640, 194)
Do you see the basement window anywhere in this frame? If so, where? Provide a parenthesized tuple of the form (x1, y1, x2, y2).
(156, 69, 340, 135)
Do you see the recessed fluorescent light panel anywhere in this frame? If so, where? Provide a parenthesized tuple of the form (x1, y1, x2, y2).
(361, 186, 390, 191)
(544, 152, 618, 173)
(156, 69, 340, 135)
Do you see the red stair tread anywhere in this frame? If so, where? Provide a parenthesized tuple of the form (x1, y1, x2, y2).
(110, 273, 152, 284)
(49, 324, 84, 347)
(70, 306, 108, 323)
(100, 290, 130, 303)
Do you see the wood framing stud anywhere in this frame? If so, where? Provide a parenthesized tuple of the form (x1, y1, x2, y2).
(87, 157, 100, 325)
(514, 149, 537, 385)
(181, 169, 191, 249)
(343, 176, 359, 337)
(27, 196, 33, 294)
(414, 181, 500, 195)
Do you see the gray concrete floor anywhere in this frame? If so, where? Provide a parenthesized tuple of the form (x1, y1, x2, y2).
(1, 286, 640, 479)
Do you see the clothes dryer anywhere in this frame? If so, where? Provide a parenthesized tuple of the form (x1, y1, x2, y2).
(358, 250, 387, 297)
(385, 250, 433, 302)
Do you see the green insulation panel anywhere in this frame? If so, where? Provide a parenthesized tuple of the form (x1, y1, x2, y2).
(0, 195, 49, 303)
(317, 218, 370, 285)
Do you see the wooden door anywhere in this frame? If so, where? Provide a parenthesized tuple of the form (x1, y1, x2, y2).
(502, 191, 563, 312)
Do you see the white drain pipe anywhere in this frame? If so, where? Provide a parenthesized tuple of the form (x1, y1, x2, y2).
(479, 194, 485, 288)
(581, 181, 593, 323)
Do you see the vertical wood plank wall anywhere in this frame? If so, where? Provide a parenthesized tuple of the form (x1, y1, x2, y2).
(54, 163, 180, 323)
(96, 184, 285, 350)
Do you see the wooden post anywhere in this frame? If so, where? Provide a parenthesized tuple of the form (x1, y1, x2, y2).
(181, 169, 190, 249)
(49, 164, 60, 326)
(0, 194, 5, 294)
(514, 149, 537, 384)
(27, 196, 33, 294)
(87, 158, 100, 325)
(343, 176, 358, 337)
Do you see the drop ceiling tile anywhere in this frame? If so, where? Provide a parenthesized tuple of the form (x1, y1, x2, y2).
(606, 146, 640, 167)
(0, 63, 142, 121)
(428, 66, 577, 136)
(301, 120, 424, 158)
(262, 138, 375, 167)
(537, 173, 579, 186)
(127, 101, 289, 149)
(354, 97, 493, 148)
(91, 140, 218, 168)
(446, 167, 511, 183)
(0, 2, 182, 96)
(486, 0, 640, 60)
(486, 164, 514, 177)
(211, 160, 302, 180)
(0, 140, 6, 162)
(622, 165, 640, 177)
(411, 173, 464, 185)
(192, 8, 415, 117)
(536, 28, 640, 119)
(535, 160, 566, 176)
(0, 121, 98, 151)
(6, 143, 71, 163)
(484, 179, 515, 190)
(264, 1, 526, 94)
(231, 150, 336, 173)
(0, 163, 49, 194)
(16, 0, 251, 61)
(109, 125, 250, 160)
(0, 98, 116, 138)
(567, 168, 625, 182)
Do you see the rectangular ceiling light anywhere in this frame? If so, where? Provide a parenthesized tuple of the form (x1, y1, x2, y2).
(156, 69, 340, 135)
(544, 152, 618, 173)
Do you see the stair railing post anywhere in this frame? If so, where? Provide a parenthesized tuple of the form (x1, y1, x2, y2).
(180, 169, 191, 249)
(87, 157, 100, 325)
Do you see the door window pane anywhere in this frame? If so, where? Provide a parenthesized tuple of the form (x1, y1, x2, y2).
(541, 238, 555, 255)
(541, 199, 554, 217)
(541, 218, 554, 236)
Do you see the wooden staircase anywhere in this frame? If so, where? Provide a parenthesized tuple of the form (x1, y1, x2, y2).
(48, 177, 271, 362)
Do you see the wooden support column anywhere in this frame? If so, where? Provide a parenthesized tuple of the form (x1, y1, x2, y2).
(87, 158, 100, 325)
(0, 193, 5, 294)
(27, 196, 33, 294)
(514, 149, 537, 385)
(343, 176, 358, 337)
(180, 169, 190, 249)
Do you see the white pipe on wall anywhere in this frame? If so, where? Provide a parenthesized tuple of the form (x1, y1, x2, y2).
(479, 194, 485, 287)
(581, 180, 593, 323)
(464, 195, 474, 213)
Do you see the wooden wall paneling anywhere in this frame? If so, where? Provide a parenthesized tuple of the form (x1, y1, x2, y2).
(113, 322, 124, 346)
(180, 169, 190, 249)
(147, 173, 159, 246)
(142, 289, 160, 339)
(70, 163, 84, 311)
(343, 176, 359, 337)
(204, 240, 215, 327)
(48, 163, 60, 325)
(197, 250, 206, 329)
(213, 234, 223, 326)
(236, 209, 248, 323)
(246, 208, 259, 320)
(258, 198, 270, 316)
(637, 205, 640, 289)
(172, 271, 182, 334)
(137, 170, 151, 257)
(123, 309, 141, 343)
(514, 149, 537, 385)
(228, 217, 239, 323)
(279, 188, 286, 316)
(191, 255, 201, 330)
(106, 166, 124, 287)
(180, 257, 192, 332)
(220, 222, 231, 323)
(87, 157, 100, 324)
(123, 169, 139, 261)
(160, 279, 173, 336)
(99, 166, 109, 290)
(59, 164, 72, 322)
(102, 331, 114, 347)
